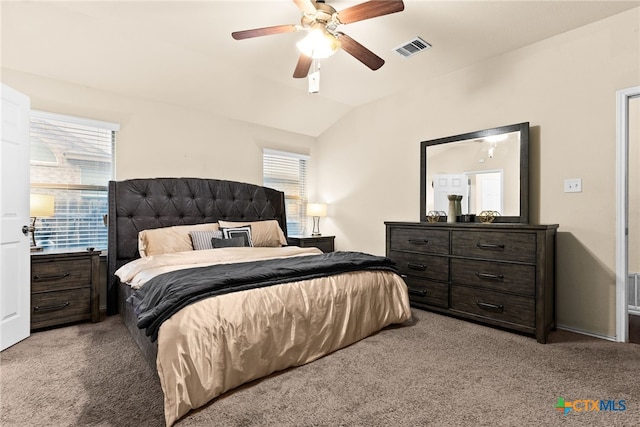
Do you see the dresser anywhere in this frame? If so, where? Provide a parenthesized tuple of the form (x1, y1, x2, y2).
(30, 250, 100, 330)
(385, 222, 558, 343)
(287, 235, 335, 253)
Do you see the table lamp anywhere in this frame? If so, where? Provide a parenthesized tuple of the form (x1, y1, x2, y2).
(307, 203, 327, 236)
(29, 194, 55, 251)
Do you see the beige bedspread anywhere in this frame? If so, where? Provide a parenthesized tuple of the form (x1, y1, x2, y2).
(116, 247, 411, 426)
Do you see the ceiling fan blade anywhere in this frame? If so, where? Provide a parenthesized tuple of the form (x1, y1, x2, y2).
(293, 0, 317, 15)
(337, 33, 384, 71)
(293, 54, 313, 78)
(336, 0, 404, 24)
(232, 25, 298, 40)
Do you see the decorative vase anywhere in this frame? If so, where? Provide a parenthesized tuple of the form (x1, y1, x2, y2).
(455, 195, 463, 220)
(447, 195, 458, 223)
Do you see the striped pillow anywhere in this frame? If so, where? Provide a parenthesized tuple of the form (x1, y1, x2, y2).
(190, 230, 223, 250)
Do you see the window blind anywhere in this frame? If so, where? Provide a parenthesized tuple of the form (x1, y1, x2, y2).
(263, 149, 309, 236)
(30, 111, 119, 251)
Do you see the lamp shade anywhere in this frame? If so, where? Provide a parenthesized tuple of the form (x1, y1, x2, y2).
(30, 194, 55, 217)
(307, 203, 327, 217)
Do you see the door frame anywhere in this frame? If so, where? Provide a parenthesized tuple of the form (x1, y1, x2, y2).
(616, 85, 640, 343)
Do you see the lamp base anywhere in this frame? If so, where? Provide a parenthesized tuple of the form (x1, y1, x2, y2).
(311, 232, 322, 237)
(311, 216, 322, 237)
(30, 246, 43, 252)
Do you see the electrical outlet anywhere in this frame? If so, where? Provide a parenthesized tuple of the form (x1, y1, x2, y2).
(564, 178, 582, 193)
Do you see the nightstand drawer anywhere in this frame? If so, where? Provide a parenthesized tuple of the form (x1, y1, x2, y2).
(31, 258, 92, 293)
(388, 227, 449, 255)
(31, 288, 91, 329)
(451, 258, 535, 296)
(452, 231, 536, 263)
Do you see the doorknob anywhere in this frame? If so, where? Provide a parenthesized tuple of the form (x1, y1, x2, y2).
(22, 225, 29, 236)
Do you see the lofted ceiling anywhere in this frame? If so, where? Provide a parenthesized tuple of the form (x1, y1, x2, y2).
(2, 1, 638, 137)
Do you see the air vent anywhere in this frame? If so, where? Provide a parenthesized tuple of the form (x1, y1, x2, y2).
(393, 37, 431, 58)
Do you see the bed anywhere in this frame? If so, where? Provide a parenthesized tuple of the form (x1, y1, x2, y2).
(107, 177, 411, 426)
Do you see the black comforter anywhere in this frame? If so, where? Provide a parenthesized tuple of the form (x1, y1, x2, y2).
(128, 251, 399, 341)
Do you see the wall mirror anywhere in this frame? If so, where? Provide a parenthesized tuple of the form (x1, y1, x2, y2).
(420, 122, 529, 223)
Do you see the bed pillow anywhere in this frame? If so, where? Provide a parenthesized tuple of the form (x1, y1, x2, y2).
(190, 230, 224, 250)
(218, 220, 286, 247)
(220, 225, 253, 247)
(138, 223, 220, 257)
(211, 237, 247, 248)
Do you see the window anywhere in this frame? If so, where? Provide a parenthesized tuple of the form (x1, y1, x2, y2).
(263, 149, 309, 236)
(30, 111, 119, 251)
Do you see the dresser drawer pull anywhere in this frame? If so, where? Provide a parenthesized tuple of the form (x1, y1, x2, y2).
(476, 301, 504, 312)
(474, 272, 505, 281)
(407, 263, 427, 271)
(33, 272, 71, 281)
(34, 302, 70, 312)
(476, 243, 505, 250)
(408, 239, 429, 245)
(408, 288, 428, 297)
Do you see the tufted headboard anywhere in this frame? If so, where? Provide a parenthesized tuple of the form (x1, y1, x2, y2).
(107, 177, 288, 315)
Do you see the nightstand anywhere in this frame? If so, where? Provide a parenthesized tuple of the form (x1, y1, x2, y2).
(287, 235, 335, 253)
(30, 249, 100, 330)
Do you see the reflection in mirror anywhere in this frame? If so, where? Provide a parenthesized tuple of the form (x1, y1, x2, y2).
(420, 122, 529, 223)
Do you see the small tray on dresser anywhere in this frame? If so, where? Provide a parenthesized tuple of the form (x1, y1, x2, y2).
(30, 249, 100, 330)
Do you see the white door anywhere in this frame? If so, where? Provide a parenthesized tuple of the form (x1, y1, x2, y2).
(433, 173, 468, 213)
(1, 84, 31, 351)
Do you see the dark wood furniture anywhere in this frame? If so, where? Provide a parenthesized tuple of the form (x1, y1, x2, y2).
(30, 249, 100, 330)
(385, 222, 558, 343)
(287, 235, 335, 253)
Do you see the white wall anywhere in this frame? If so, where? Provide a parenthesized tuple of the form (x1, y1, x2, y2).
(315, 8, 640, 338)
(1, 69, 317, 185)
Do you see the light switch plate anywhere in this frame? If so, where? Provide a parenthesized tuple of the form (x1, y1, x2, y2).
(564, 178, 582, 193)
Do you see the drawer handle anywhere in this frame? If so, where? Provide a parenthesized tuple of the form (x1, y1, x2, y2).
(407, 263, 427, 271)
(476, 301, 504, 313)
(34, 302, 70, 312)
(33, 272, 71, 281)
(408, 239, 429, 245)
(408, 288, 428, 297)
(476, 243, 505, 250)
(475, 272, 505, 281)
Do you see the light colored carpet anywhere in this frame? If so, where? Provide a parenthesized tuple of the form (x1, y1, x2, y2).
(1, 309, 639, 426)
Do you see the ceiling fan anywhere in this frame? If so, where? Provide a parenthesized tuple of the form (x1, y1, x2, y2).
(231, 0, 405, 78)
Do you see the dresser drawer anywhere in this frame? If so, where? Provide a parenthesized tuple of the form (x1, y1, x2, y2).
(450, 285, 535, 328)
(389, 227, 449, 255)
(31, 288, 91, 329)
(451, 231, 536, 263)
(31, 258, 92, 293)
(404, 277, 448, 308)
(451, 258, 535, 296)
(389, 250, 449, 282)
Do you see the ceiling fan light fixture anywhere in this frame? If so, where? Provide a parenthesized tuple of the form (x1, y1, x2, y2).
(296, 27, 341, 59)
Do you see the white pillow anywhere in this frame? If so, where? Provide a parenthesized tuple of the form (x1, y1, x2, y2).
(138, 223, 220, 257)
(218, 220, 287, 247)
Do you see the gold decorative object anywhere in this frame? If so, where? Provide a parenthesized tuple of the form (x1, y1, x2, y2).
(479, 210, 500, 223)
(426, 210, 446, 223)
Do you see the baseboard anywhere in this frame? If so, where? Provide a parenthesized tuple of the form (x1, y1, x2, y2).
(555, 324, 616, 342)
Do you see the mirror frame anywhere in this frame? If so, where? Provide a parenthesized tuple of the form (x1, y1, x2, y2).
(420, 122, 529, 224)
